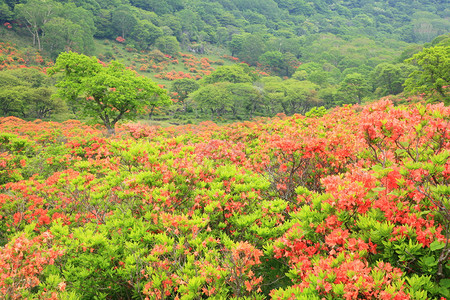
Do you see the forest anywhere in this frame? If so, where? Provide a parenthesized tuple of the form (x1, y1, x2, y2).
(0, 0, 448, 123)
(0, 0, 449, 299)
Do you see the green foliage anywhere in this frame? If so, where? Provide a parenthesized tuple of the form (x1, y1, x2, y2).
(404, 45, 450, 103)
(371, 63, 418, 97)
(154, 35, 181, 56)
(203, 64, 257, 84)
(111, 5, 137, 40)
(0, 68, 63, 119)
(48, 52, 170, 134)
(339, 73, 371, 105)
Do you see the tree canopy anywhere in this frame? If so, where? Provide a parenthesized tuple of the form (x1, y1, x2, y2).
(404, 45, 450, 104)
(48, 52, 170, 134)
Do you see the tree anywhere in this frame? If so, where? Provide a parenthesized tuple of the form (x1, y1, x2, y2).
(282, 79, 321, 115)
(338, 73, 371, 105)
(131, 19, 163, 50)
(154, 36, 180, 56)
(227, 83, 262, 118)
(404, 45, 450, 103)
(170, 78, 199, 112)
(228, 34, 245, 57)
(259, 51, 287, 76)
(190, 82, 233, 119)
(260, 76, 284, 115)
(14, 0, 60, 50)
(0, 0, 13, 21)
(0, 68, 62, 118)
(60, 3, 96, 53)
(42, 17, 84, 59)
(111, 5, 137, 40)
(48, 52, 170, 134)
(203, 64, 257, 84)
(237, 33, 265, 66)
(371, 63, 417, 97)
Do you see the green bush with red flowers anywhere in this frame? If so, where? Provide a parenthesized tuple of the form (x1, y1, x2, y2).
(0, 98, 449, 299)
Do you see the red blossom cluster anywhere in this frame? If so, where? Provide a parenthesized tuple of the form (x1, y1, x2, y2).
(0, 99, 448, 299)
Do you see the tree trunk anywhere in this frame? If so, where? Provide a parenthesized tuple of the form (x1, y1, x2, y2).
(148, 106, 155, 119)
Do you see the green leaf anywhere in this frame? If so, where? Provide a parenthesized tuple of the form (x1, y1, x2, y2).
(440, 278, 450, 288)
(429, 240, 445, 251)
(372, 187, 386, 192)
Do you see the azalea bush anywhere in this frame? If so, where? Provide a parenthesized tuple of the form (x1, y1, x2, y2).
(0, 99, 449, 299)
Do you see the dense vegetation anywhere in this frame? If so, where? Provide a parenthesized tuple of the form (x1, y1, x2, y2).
(0, 1, 449, 299)
(0, 97, 449, 299)
(0, 0, 449, 123)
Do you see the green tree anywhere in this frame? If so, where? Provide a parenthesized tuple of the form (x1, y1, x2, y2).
(227, 82, 262, 118)
(260, 76, 284, 115)
(259, 51, 287, 76)
(131, 19, 163, 50)
(404, 45, 450, 103)
(203, 64, 257, 84)
(0, 0, 13, 21)
(338, 73, 371, 105)
(190, 82, 233, 119)
(60, 2, 96, 53)
(48, 52, 170, 134)
(282, 79, 321, 115)
(0, 71, 26, 116)
(228, 34, 245, 57)
(170, 78, 200, 112)
(42, 17, 84, 59)
(111, 5, 137, 39)
(0, 68, 62, 118)
(14, 0, 60, 50)
(238, 33, 265, 66)
(371, 63, 417, 97)
(154, 36, 180, 56)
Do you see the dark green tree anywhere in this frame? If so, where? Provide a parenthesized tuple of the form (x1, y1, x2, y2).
(111, 5, 137, 39)
(170, 78, 200, 112)
(132, 19, 163, 49)
(0, 68, 62, 118)
(339, 73, 371, 105)
(190, 82, 233, 119)
(371, 63, 417, 96)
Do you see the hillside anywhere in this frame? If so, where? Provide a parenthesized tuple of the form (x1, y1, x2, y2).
(0, 0, 449, 124)
(1, 0, 449, 82)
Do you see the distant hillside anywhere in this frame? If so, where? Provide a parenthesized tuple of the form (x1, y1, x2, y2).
(0, 0, 448, 124)
(1, 0, 448, 63)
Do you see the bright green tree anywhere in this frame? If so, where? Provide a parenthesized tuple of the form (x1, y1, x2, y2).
(404, 45, 450, 103)
(48, 52, 170, 134)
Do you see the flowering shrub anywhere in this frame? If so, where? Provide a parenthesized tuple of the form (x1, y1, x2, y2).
(0, 99, 449, 299)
